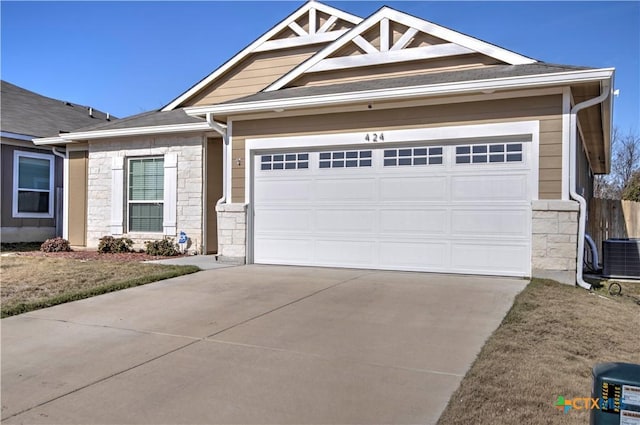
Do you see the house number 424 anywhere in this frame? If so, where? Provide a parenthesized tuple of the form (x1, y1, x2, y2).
(364, 133, 384, 142)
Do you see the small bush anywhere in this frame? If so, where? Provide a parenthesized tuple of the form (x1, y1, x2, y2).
(98, 236, 133, 253)
(145, 238, 180, 256)
(40, 237, 71, 253)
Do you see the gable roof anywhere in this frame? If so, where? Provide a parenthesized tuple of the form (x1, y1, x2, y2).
(265, 6, 537, 91)
(161, 1, 362, 111)
(183, 63, 613, 116)
(0, 80, 114, 138)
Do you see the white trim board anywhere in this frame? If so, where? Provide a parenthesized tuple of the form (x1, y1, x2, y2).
(244, 120, 540, 203)
(33, 122, 212, 145)
(266, 6, 537, 92)
(161, 2, 362, 111)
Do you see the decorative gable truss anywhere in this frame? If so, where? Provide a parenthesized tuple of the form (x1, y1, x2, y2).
(253, 3, 362, 52)
(162, 1, 361, 111)
(266, 7, 537, 91)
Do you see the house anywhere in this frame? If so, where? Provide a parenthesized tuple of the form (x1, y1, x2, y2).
(34, 2, 614, 286)
(1, 80, 113, 243)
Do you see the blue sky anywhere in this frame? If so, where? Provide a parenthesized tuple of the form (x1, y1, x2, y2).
(1, 1, 638, 131)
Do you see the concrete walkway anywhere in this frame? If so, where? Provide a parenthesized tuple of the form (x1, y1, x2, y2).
(144, 254, 233, 270)
(1, 265, 527, 424)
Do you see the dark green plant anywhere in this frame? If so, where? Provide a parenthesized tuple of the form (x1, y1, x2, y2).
(144, 238, 180, 256)
(40, 237, 71, 253)
(98, 236, 133, 253)
(622, 171, 640, 202)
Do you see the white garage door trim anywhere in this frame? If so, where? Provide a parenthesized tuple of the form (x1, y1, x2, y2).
(245, 121, 540, 275)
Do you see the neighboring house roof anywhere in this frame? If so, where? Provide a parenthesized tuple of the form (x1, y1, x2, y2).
(223, 63, 593, 105)
(0, 80, 114, 138)
(71, 109, 203, 132)
(161, 1, 363, 111)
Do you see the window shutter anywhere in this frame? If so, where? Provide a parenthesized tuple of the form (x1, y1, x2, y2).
(110, 156, 124, 235)
(163, 153, 177, 236)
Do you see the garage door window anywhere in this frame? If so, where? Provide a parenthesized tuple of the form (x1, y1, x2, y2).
(383, 147, 443, 166)
(319, 150, 372, 168)
(456, 143, 523, 164)
(261, 153, 309, 170)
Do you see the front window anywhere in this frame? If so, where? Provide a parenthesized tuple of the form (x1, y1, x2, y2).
(128, 157, 164, 232)
(13, 151, 54, 218)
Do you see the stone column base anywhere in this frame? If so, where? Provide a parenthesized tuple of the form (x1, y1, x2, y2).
(216, 203, 247, 264)
(531, 200, 579, 285)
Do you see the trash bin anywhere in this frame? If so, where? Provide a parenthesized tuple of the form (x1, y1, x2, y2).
(591, 362, 640, 425)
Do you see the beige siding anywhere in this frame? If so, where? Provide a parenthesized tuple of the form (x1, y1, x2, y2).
(294, 54, 502, 87)
(230, 95, 563, 202)
(68, 150, 88, 246)
(186, 45, 321, 107)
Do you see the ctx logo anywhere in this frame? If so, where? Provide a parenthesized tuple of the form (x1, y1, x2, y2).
(554, 396, 600, 413)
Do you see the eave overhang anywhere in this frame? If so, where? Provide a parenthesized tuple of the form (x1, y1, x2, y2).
(185, 68, 615, 119)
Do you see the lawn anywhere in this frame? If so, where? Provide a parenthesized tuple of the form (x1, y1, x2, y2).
(437, 278, 640, 425)
(1, 255, 199, 318)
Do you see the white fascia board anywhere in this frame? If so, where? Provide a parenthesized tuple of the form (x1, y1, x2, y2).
(266, 6, 537, 92)
(161, 2, 362, 111)
(1, 131, 36, 141)
(33, 136, 67, 145)
(186, 68, 615, 116)
(309, 43, 474, 73)
(34, 122, 212, 144)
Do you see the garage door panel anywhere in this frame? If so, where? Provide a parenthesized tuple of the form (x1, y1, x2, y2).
(451, 209, 529, 237)
(254, 179, 312, 203)
(450, 174, 528, 202)
(315, 240, 375, 266)
(379, 177, 448, 202)
(379, 241, 449, 268)
(316, 178, 377, 202)
(255, 208, 311, 232)
(451, 242, 530, 275)
(316, 209, 376, 233)
(379, 209, 448, 235)
(254, 238, 314, 263)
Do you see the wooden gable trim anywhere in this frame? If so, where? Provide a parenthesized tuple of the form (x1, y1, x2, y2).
(265, 6, 537, 92)
(162, 1, 362, 111)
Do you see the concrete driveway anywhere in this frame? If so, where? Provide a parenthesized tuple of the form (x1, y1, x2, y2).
(2, 265, 526, 424)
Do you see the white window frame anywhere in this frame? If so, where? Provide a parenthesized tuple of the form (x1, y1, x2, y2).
(126, 156, 165, 234)
(12, 150, 55, 219)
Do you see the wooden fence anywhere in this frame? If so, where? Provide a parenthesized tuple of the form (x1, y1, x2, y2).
(588, 198, 640, 256)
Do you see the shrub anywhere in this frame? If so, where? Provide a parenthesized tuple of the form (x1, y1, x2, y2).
(98, 236, 133, 253)
(40, 237, 71, 253)
(145, 238, 180, 256)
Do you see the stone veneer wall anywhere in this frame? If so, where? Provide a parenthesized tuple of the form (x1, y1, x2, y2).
(86, 134, 204, 252)
(216, 203, 246, 264)
(531, 200, 579, 285)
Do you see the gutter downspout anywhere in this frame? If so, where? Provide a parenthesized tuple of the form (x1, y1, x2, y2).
(569, 81, 611, 290)
(205, 113, 228, 207)
(51, 147, 68, 240)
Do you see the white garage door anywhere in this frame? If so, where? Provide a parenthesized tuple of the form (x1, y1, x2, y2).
(252, 140, 532, 277)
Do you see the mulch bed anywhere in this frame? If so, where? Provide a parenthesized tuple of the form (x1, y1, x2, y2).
(14, 251, 186, 262)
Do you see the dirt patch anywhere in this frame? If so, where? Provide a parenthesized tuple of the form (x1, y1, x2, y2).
(437, 278, 640, 425)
